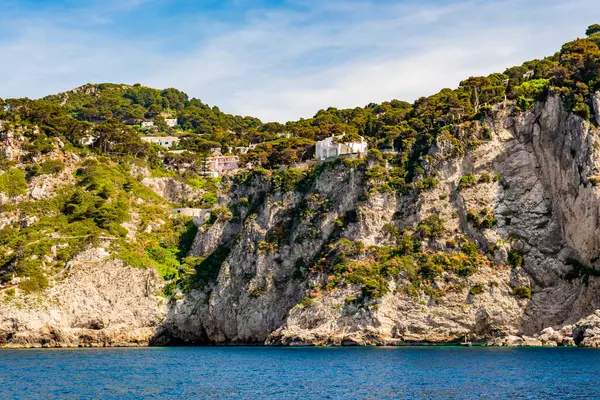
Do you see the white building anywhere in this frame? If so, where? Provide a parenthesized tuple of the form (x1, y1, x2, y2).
(172, 208, 212, 226)
(140, 136, 180, 148)
(80, 135, 97, 146)
(315, 135, 368, 161)
(168, 149, 187, 155)
(234, 144, 257, 155)
(141, 121, 155, 129)
(165, 118, 178, 128)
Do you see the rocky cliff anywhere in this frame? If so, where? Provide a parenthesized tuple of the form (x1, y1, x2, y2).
(0, 247, 166, 348)
(5, 93, 600, 348)
(151, 95, 600, 347)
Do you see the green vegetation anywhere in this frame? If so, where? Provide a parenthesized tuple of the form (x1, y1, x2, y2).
(458, 174, 476, 190)
(300, 297, 314, 308)
(0, 157, 204, 294)
(586, 24, 600, 37)
(507, 250, 524, 268)
(4, 24, 600, 300)
(416, 215, 446, 239)
(0, 168, 27, 197)
(469, 283, 485, 295)
(478, 173, 491, 184)
(467, 208, 498, 230)
(315, 228, 490, 299)
(26, 159, 65, 178)
(271, 168, 306, 192)
(512, 286, 532, 299)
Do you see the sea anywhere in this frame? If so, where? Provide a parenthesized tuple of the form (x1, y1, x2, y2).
(0, 346, 598, 399)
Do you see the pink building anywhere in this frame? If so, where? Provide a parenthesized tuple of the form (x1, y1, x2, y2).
(205, 155, 239, 177)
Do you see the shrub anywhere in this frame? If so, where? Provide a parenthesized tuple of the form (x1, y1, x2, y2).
(458, 174, 476, 190)
(300, 297, 314, 308)
(40, 159, 65, 175)
(0, 168, 27, 197)
(199, 191, 218, 208)
(367, 148, 384, 163)
(482, 126, 493, 140)
(417, 177, 439, 191)
(507, 250, 524, 268)
(382, 223, 401, 239)
(516, 96, 535, 112)
(467, 208, 497, 230)
(419, 258, 444, 280)
(478, 173, 491, 183)
(467, 208, 480, 225)
(210, 206, 233, 223)
(365, 165, 386, 181)
(469, 283, 485, 295)
(16, 259, 49, 294)
(257, 241, 278, 254)
(271, 168, 306, 192)
(480, 214, 498, 229)
(512, 286, 532, 299)
(416, 215, 446, 239)
(249, 286, 266, 298)
(461, 241, 479, 258)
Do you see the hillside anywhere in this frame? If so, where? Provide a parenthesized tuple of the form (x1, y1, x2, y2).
(3, 26, 600, 347)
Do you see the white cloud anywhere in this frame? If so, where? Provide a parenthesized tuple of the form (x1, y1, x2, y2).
(2, 0, 600, 122)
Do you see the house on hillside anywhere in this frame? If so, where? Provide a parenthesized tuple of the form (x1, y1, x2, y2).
(141, 121, 155, 129)
(172, 208, 212, 226)
(80, 135, 97, 146)
(315, 135, 368, 161)
(234, 144, 257, 154)
(165, 118, 178, 128)
(203, 155, 240, 178)
(140, 136, 180, 148)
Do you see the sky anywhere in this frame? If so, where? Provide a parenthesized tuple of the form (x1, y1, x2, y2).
(1, 0, 600, 122)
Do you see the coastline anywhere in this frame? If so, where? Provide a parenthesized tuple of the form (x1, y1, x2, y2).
(0, 337, 588, 349)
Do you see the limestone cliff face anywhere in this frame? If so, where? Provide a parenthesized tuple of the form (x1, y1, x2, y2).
(0, 248, 167, 348)
(154, 95, 600, 347)
(5, 95, 600, 348)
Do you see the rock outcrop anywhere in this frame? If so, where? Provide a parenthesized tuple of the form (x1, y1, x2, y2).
(0, 247, 167, 348)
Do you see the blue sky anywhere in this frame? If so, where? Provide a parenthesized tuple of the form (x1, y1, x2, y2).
(2, 0, 600, 122)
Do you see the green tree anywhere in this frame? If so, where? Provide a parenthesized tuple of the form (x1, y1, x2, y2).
(586, 24, 600, 37)
(154, 115, 168, 132)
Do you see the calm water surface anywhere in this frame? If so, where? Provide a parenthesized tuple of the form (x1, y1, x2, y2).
(0, 347, 598, 399)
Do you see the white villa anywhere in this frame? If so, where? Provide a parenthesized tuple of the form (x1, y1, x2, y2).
(172, 208, 212, 226)
(141, 121, 155, 129)
(140, 136, 180, 148)
(315, 135, 368, 161)
(165, 118, 178, 128)
(234, 144, 257, 154)
(80, 135, 97, 146)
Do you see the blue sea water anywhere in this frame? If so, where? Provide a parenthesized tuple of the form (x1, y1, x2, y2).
(0, 346, 599, 399)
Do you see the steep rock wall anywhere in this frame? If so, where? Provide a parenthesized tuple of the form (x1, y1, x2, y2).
(0, 247, 167, 348)
(156, 96, 600, 346)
